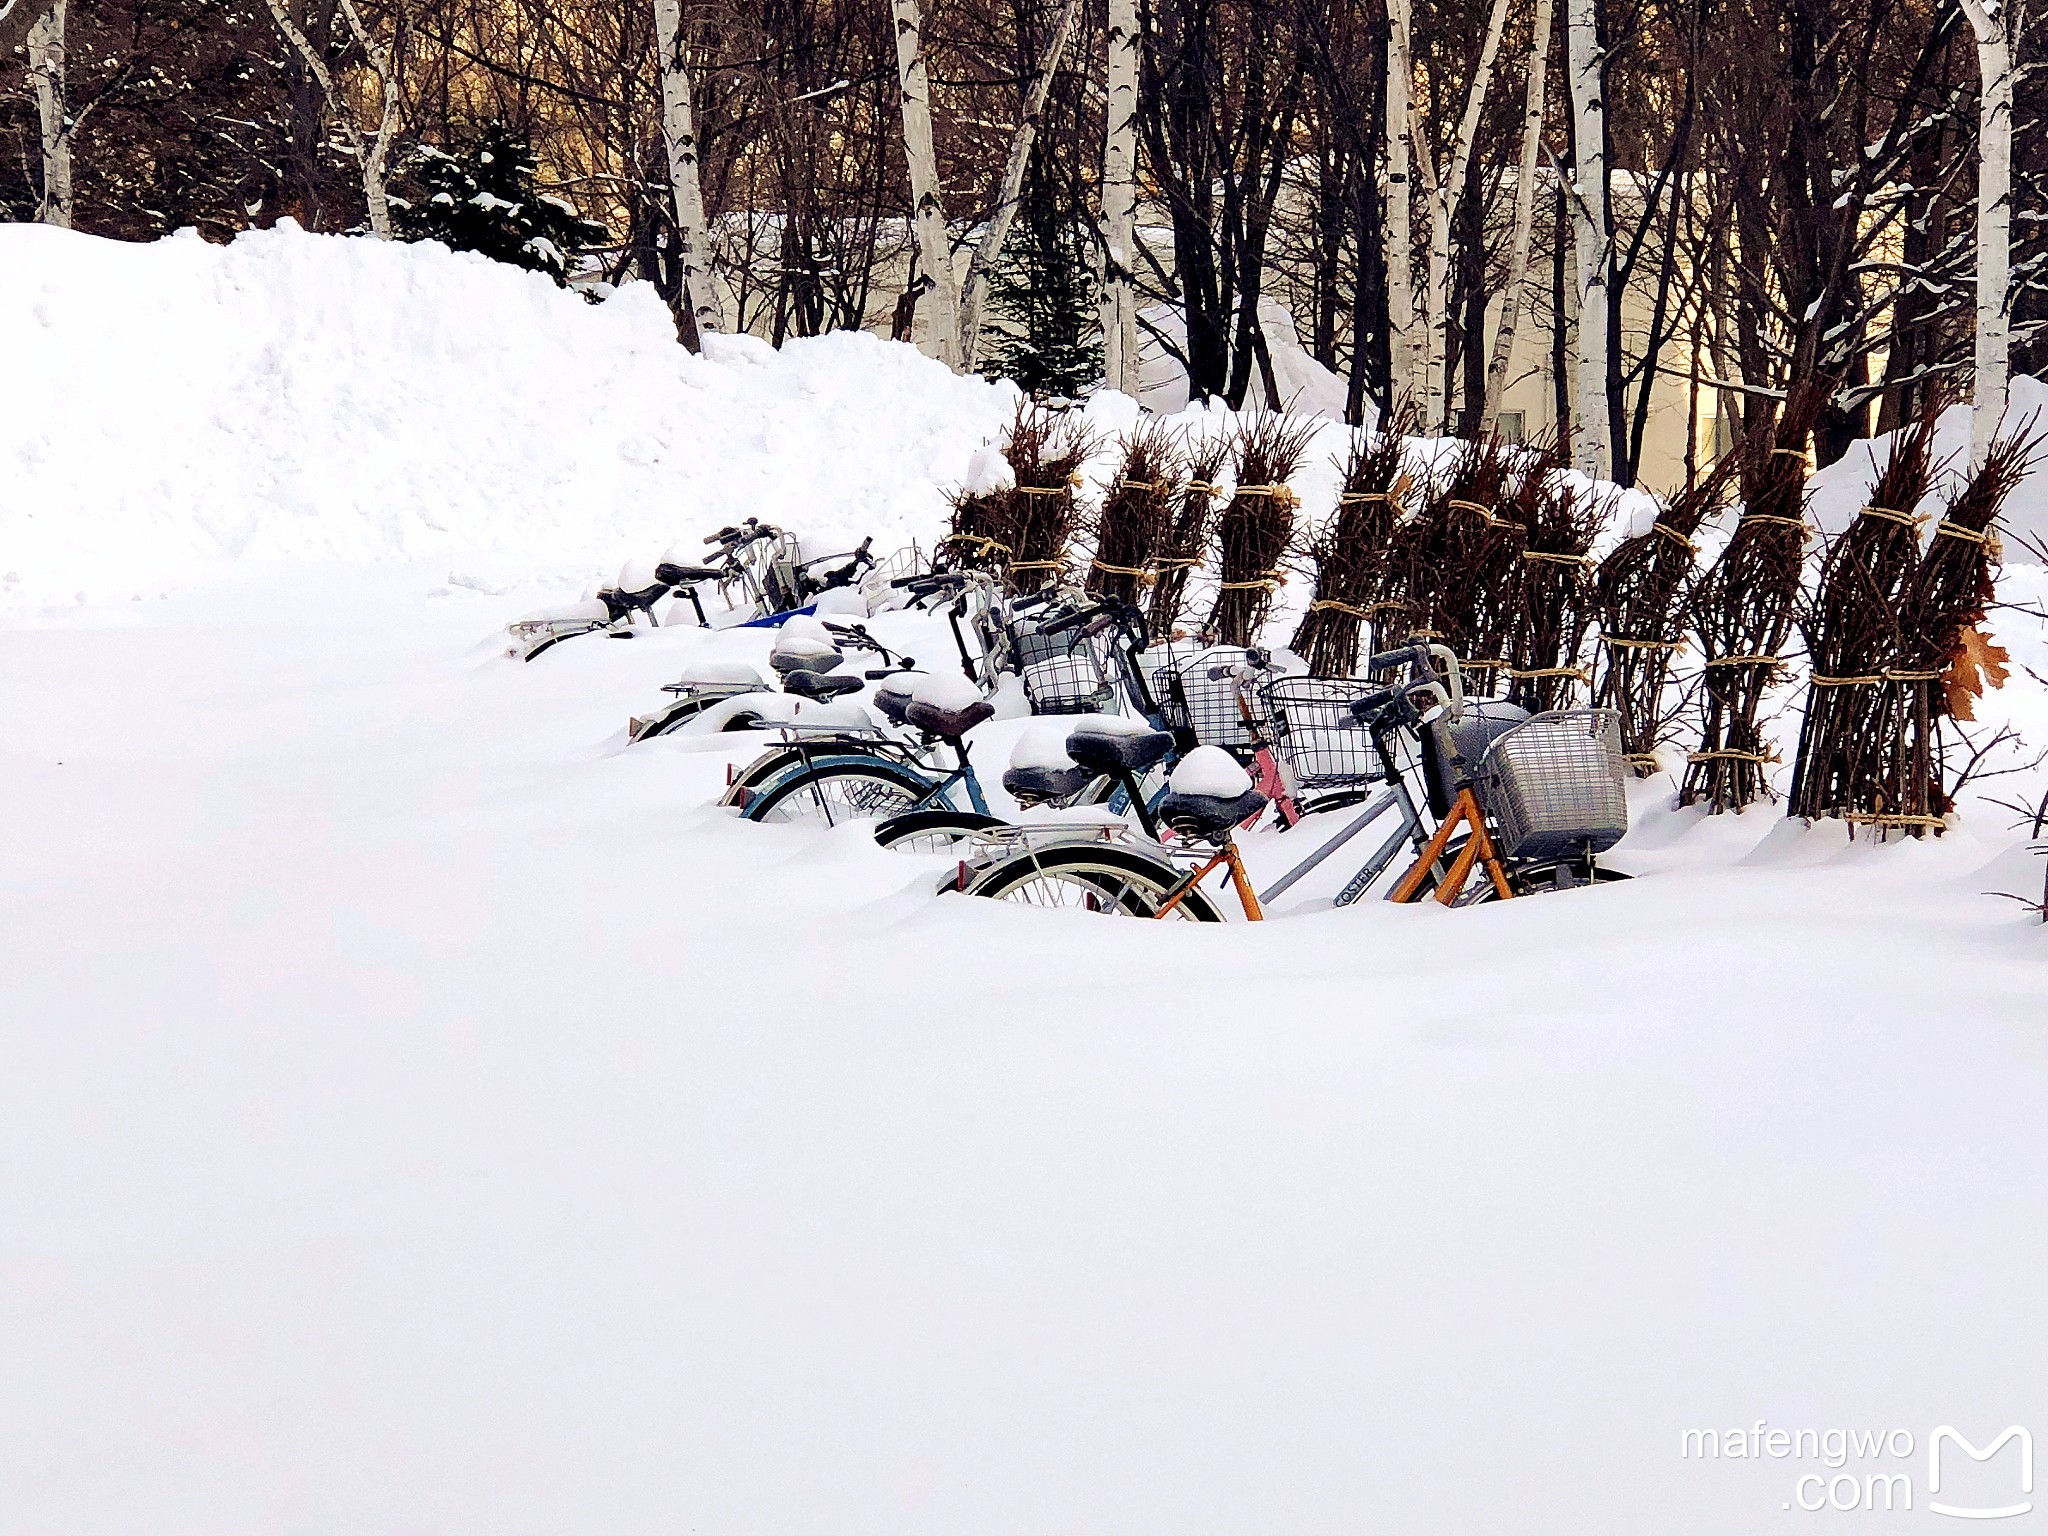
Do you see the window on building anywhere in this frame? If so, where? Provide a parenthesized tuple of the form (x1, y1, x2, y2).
(1498, 410, 1526, 446)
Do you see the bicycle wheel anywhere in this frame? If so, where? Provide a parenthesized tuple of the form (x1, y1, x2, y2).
(746, 759, 933, 826)
(962, 843, 1226, 921)
(874, 809, 1007, 852)
(1461, 859, 1632, 904)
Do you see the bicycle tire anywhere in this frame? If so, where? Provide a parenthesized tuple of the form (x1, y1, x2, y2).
(874, 809, 1007, 852)
(631, 694, 720, 740)
(721, 737, 886, 808)
(1461, 860, 1632, 904)
(961, 843, 1226, 921)
(745, 759, 935, 826)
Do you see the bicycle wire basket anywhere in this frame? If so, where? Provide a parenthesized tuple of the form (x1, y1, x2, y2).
(1149, 645, 1262, 750)
(1011, 614, 1118, 714)
(1263, 676, 1384, 793)
(1474, 707, 1629, 862)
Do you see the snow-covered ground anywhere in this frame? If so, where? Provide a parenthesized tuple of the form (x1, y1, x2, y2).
(3, 228, 2047, 1535)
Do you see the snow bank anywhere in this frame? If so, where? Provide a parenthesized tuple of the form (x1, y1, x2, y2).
(0, 223, 1016, 606)
(1808, 375, 2048, 551)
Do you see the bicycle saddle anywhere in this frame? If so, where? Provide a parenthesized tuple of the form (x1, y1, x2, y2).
(906, 696, 995, 740)
(1157, 745, 1266, 840)
(783, 668, 865, 701)
(872, 676, 920, 725)
(770, 638, 844, 675)
(1065, 725, 1174, 777)
(1002, 763, 1096, 803)
(904, 673, 994, 740)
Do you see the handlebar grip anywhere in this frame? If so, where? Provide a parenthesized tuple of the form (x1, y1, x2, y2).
(1347, 686, 1401, 724)
(1367, 643, 1430, 673)
(1039, 602, 1107, 636)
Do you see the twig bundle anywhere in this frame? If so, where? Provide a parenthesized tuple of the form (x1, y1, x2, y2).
(1149, 437, 1227, 637)
(1289, 418, 1412, 676)
(1389, 436, 1519, 689)
(1786, 408, 1941, 822)
(1504, 459, 1605, 713)
(1205, 413, 1319, 646)
(944, 476, 1017, 574)
(1087, 423, 1182, 607)
(1878, 431, 2035, 829)
(998, 402, 1093, 593)
(1592, 453, 1738, 773)
(1680, 381, 1828, 812)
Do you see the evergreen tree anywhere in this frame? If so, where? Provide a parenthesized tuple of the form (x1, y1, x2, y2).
(978, 150, 1103, 398)
(395, 123, 605, 284)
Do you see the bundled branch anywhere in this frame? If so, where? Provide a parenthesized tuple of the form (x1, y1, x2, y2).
(1592, 452, 1739, 773)
(1148, 436, 1227, 637)
(1205, 413, 1318, 646)
(1289, 417, 1413, 676)
(1786, 407, 1942, 822)
(943, 466, 1017, 574)
(1504, 459, 1604, 713)
(1876, 431, 2035, 830)
(997, 402, 1092, 593)
(1389, 436, 1520, 689)
(1087, 422, 1182, 607)
(1680, 382, 1828, 812)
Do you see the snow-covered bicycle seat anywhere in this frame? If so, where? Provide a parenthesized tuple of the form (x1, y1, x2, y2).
(1157, 746, 1266, 840)
(783, 668, 864, 701)
(904, 672, 993, 741)
(1065, 722, 1173, 777)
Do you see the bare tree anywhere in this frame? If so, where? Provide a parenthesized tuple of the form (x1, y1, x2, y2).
(1481, 0, 1553, 428)
(260, 0, 404, 236)
(892, 0, 960, 367)
(652, 0, 720, 347)
(25, 0, 68, 225)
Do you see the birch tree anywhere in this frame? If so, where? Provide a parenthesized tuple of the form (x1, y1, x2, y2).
(1423, 0, 1513, 428)
(957, 0, 1083, 370)
(1099, 0, 1141, 394)
(1957, 0, 2016, 469)
(260, 0, 404, 238)
(1385, 0, 1423, 407)
(0, 0, 56, 61)
(27, 0, 70, 227)
(652, 0, 723, 347)
(1565, 0, 1610, 478)
(1482, 0, 1555, 428)
(891, 0, 960, 369)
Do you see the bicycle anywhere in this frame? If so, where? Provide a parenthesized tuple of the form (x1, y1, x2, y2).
(627, 616, 917, 741)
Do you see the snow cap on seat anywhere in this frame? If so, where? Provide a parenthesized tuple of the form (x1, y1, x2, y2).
(909, 670, 984, 712)
(777, 614, 834, 646)
(618, 557, 664, 594)
(1169, 744, 1254, 799)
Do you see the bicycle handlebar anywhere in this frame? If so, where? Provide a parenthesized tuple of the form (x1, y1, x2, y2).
(1367, 641, 1463, 721)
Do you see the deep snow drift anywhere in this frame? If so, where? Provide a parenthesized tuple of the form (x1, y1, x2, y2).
(3, 228, 2047, 1536)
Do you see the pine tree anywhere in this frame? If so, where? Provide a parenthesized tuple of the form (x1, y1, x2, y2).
(978, 149, 1103, 398)
(395, 123, 606, 283)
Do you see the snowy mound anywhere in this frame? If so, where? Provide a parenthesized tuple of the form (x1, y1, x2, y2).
(0, 224, 1015, 606)
(1808, 376, 2048, 551)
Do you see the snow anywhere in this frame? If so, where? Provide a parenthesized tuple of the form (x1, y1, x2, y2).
(908, 668, 985, 712)
(1808, 375, 2048, 550)
(1170, 742, 1256, 798)
(2, 228, 2047, 1535)
(0, 222, 1014, 611)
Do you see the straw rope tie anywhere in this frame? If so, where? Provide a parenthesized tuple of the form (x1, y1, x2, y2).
(941, 534, 1012, 558)
(1884, 668, 1942, 682)
(1014, 485, 1071, 498)
(1509, 665, 1592, 682)
(1740, 514, 1811, 535)
(1858, 504, 1925, 530)
(1652, 523, 1700, 554)
(1687, 748, 1776, 764)
(1810, 673, 1886, 688)
(1217, 571, 1286, 592)
(1117, 479, 1170, 493)
(1007, 558, 1065, 571)
(1601, 633, 1687, 652)
(1521, 549, 1597, 568)
(1624, 752, 1663, 770)
(1705, 653, 1784, 670)
(1090, 558, 1155, 585)
(1934, 520, 2002, 560)
(1841, 811, 1947, 829)
(1150, 556, 1204, 571)
(1340, 491, 1401, 508)
(1308, 598, 1374, 619)
(1183, 481, 1224, 495)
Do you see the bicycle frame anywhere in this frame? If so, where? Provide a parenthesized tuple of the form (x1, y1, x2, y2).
(1152, 840, 1265, 921)
(1388, 786, 1515, 905)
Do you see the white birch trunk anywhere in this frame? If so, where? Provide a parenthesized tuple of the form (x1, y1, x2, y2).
(260, 0, 402, 239)
(1481, 0, 1554, 429)
(1424, 0, 1513, 429)
(27, 0, 70, 229)
(652, 0, 722, 343)
(958, 0, 1083, 370)
(1099, 0, 1141, 394)
(1959, 0, 2012, 469)
(1385, 0, 1423, 411)
(892, 0, 960, 369)
(1565, 0, 1610, 479)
